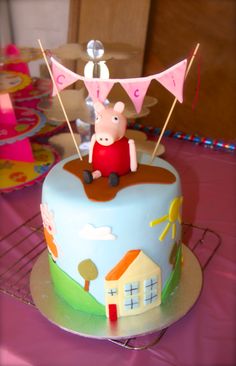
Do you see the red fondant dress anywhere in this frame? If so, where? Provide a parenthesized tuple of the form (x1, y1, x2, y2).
(92, 137, 130, 177)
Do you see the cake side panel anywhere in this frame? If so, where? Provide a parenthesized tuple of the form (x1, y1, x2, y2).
(41, 155, 182, 317)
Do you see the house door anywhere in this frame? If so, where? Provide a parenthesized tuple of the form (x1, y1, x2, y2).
(108, 304, 117, 321)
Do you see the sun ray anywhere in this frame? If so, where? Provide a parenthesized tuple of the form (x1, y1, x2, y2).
(149, 214, 168, 227)
(159, 222, 171, 241)
(172, 223, 176, 239)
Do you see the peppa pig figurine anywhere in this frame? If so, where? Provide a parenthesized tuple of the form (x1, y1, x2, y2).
(83, 101, 137, 186)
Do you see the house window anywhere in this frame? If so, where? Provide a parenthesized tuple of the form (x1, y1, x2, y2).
(144, 290, 158, 305)
(124, 296, 139, 310)
(144, 275, 158, 305)
(144, 276, 158, 292)
(107, 288, 117, 296)
(124, 282, 139, 296)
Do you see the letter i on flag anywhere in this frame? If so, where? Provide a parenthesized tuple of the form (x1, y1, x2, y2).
(50, 57, 80, 96)
(84, 80, 114, 103)
(155, 59, 187, 103)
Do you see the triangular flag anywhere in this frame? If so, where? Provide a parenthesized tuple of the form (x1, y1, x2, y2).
(84, 80, 114, 103)
(121, 79, 151, 113)
(50, 57, 81, 96)
(155, 59, 187, 102)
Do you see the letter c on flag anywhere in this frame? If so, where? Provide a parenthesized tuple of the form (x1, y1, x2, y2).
(56, 74, 65, 85)
(134, 89, 139, 98)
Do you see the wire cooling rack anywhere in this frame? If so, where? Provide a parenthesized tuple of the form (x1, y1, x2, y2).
(0, 213, 44, 305)
(0, 215, 221, 350)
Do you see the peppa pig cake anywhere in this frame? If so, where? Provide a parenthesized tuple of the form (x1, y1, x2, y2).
(40, 102, 183, 321)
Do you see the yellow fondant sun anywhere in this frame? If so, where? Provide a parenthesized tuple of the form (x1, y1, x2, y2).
(149, 196, 183, 241)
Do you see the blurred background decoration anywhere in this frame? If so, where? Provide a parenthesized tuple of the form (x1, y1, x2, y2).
(1, 0, 235, 141)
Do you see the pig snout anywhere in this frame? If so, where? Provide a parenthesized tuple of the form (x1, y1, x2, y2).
(96, 132, 115, 146)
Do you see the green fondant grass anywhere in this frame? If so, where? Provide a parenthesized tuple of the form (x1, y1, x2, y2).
(161, 244, 182, 303)
(49, 255, 105, 316)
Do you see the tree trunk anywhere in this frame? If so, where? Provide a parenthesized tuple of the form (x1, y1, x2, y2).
(84, 279, 90, 292)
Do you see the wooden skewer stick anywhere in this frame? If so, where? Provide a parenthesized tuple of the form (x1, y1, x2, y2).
(37, 39, 82, 160)
(151, 43, 200, 161)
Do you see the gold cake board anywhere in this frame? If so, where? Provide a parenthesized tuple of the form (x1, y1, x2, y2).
(30, 245, 202, 340)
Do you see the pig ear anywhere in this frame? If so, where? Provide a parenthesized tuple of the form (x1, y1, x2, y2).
(114, 102, 125, 114)
(94, 101, 105, 113)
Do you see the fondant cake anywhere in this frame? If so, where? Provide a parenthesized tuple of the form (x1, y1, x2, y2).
(41, 151, 183, 320)
(41, 100, 183, 321)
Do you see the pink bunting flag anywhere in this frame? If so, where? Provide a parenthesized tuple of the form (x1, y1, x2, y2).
(49, 57, 187, 110)
(121, 79, 151, 113)
(155, 59, 187, 103)
(50, 57, 80, 96)
(84, 80, 114, 103)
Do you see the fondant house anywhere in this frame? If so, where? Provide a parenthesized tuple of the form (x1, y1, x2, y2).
(104, 250, 162, 320)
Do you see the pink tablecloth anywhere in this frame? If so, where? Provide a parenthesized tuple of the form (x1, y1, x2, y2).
(1, 138, 236, 366)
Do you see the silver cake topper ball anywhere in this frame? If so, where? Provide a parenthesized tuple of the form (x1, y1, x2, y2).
(86, 40, 104, 60)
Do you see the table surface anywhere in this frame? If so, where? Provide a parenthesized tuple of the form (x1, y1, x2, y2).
(0, 137, 236, 366)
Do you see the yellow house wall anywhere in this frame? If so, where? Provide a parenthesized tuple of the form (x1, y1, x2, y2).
(105, 252, 162, 318)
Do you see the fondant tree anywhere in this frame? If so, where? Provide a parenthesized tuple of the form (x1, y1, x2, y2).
(78, 259, 98, 292)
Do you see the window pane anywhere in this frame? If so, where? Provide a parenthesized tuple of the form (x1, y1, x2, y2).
(144, 290, 158, 305)
(124, 296, 139, 310)
(107, 288, 117, 296)
(144, 276, 158, 292)
(124, 282, 139, 296)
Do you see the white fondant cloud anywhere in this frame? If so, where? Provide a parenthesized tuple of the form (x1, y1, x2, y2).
(80, 224, 116, 240)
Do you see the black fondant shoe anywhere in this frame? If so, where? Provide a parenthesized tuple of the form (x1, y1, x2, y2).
(83, 170, 93, 184)
(108, 172, 119, 187)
